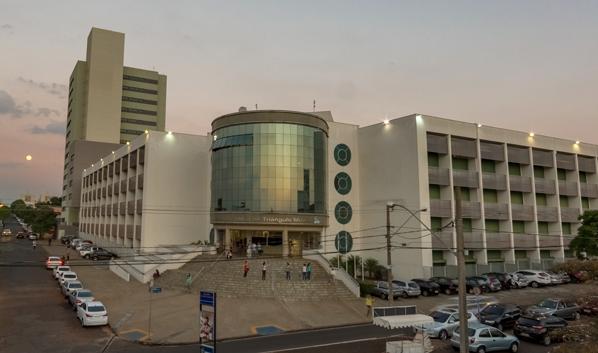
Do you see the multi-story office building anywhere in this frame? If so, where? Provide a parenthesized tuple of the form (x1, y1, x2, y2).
(61, 27, 167, 230)
(79, 110, 595, 280)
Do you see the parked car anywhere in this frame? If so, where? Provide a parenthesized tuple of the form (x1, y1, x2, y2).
(2, 228, 12, 236)
(53, 265, 71, 280)
(429, 276, 458, 295)
(451, 322, 519, 353)
(424, 309, 478, 340)
(391, 280, 421, 298)
(556, 272, 571, 284)
(80, 245, 99, 258)
(437, 295, 498, 315)
(513, 314, 568, 346)
(545, 271, 563, 285)
(481, 275, 502, 292)
(68, 289, 95, 310)
(513, 270, 552, 288)
(68, 238, 82, 248)
(482, 272, 512, 290)
(16, 232, 25, 239)
(75, 240, 93, 251)
(58, 271, 78, 286)
(478, 303, 522, 331)
(371, 281, 401, 300)
(61, 280, 83, 297)
(569, 270, 589, 283)
(411, 278, 440, 296)
(508, 272, 529, 289)
(61, 235, 75, 245)
(28, 233, 38, 240)
(525, 298, 581, 320)
(465, 277, 487, 294)
(76, 301, 108, 327)
(90, 248, 116, 261)
(579, 296, 598, 316)
(45, 256, 64, 269)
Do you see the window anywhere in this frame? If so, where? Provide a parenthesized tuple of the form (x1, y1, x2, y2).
(120, 128, 144, 136)
(536, 193, 547, 206)
(428, 152, 439, 167)
(559, 195, 569, 207)
(509, 162, 521, 176)
(512, 221, 525, 234)
(334, 144, 352, 166)
(121, 118, 157, 126)
(122, 85, 158, 95)
(510, 191, 523, 204)
(582, 197, 590, 209)
(490, 328, 506, 338)
(462, 218, 472, 232)
(461, 188, 471, 201)
(482, 159, 496, 173)
(538, 222, 549, 235)
(540, 249, 552, 258)
(486, 219, 500, 232)
(562, 223, 572, 235)
(452, 157, 468, 170)
(334, 201, 352, 224)
(515, 250, 527, 259)
(121, 107, 157, 116)
(557, 168, 567, 181)
(123, 74, 159, 84)
(483, 189, 498, 203)
(431, 217, 442, 231)
(429, 184, 441, 199)
(534, 166, 545, 178)
(479, 329, 491, 338)
(432, 250, 445, 263)
(579, 171, 588, 183)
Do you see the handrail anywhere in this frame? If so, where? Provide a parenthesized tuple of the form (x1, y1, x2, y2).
(303, 249, 360, 297)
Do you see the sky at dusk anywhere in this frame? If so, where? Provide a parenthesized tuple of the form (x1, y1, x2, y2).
(1, 1, 598, 203)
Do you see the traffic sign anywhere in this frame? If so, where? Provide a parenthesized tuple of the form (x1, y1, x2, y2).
(151, 287, 162, 294)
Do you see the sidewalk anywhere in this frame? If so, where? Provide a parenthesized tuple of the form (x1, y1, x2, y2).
(43, 244, 368, 344)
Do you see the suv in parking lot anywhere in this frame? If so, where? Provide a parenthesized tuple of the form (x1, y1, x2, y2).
(513, 270, 551, 288)
(424, 308, 478, 340)
(90, 248, 116, 261)
(391, 280, 421, 298)
(429, 276, 458, 295)
(411, 278, 440, 296)
(478, 303, 522, 331)
(513, 315, 568, 346)
(371, 281, 401, 300)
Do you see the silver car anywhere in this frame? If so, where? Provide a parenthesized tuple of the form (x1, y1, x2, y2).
(424, 309, 479, 340)
(392, 280, 421, 298)
(68, 289, 95, 310)
(61, 280, 83, 297)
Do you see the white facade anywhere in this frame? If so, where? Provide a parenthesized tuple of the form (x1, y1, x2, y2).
(78, 131, 211, 252)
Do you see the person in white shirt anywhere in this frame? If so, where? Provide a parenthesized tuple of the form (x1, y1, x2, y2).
(261, 261, 267, 280)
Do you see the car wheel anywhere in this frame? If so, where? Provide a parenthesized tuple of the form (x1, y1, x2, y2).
(531, 281, 539, 288)
(510, 342, 519, 353)
(439, 330, 449, 341)
(477, 346, 486, 353)
(92, 257, 98, 261)
(382, 293, 388, 300)
(445, 288, 452, 295)
(80, 317, 85, 327)
(401, 291, 408, 298)
(422, 290, 429, 297)
(543, 335, 551, 346)
(574, 312, 581, 321)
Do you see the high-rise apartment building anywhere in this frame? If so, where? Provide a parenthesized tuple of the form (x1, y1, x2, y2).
(61, 27, 167, 232)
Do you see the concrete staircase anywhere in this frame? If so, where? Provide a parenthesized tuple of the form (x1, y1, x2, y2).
(158, 256, 357, 301)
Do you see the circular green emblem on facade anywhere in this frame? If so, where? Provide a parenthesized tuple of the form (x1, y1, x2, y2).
(335, 231, 353, 254)
(334, 172, 352, 195)
(334, 144, 351, 166)
(334, 201, 353, 224)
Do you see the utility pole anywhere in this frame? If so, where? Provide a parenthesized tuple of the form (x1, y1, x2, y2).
(455, 186, 468, 353)
(386, 203, 394, 303)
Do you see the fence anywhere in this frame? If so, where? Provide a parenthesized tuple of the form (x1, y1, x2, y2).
(373, 305, 417, 318)
(304, 249, 361, 297)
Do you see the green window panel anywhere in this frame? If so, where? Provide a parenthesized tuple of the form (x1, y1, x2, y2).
(582, 197, 590, 209)
(536, 193, 547, 206)
(463, 218, 472, 232)
(510, 191, 524, 204)
(428, 152, 439, 167)
(483, 189, 498, 203)
(562, 222, 572, 235)
(333, 144, 352, 166)
(559, 195, 569, 207)
(461, 188, 471, 201)
(482, 159, 496, 173)
(557, 168, 567, 181)
(538, 221, 549, 235)
(564, 249, 574, 258)
(512, 221, 525, 234)
(464, 252, 477, 263)
(429, 184, 441, 200)
(508, 163, 522, 176)
(431, 217, 442, 231)
(534, 166, 545, 179)
(515, 250, 528, 259)
(452, 157, 469, 171)
(579, 171, 588, 183)
(486, 219, 500, 232)
(540, 250, 553, 259)
(432, 250, 445, 264)
(487, 250, 503, 261)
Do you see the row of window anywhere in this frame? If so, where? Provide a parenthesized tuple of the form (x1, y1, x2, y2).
(123, 85, 158, 95)
(83, 148, 144, 187)
(431, 217, 575, 235)
(121, 118, 157, 127)
(122, 107, 157, 116)
(122, 95, 158, 106)
(123, 74, 159, 84)
(120, 129, 145, 136)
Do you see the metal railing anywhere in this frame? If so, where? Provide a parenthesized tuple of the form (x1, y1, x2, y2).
(303, 249, 360, 298)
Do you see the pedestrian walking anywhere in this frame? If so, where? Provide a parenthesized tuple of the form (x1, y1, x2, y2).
(246, 245, 252, 258)
(261, 261, 267, 280)
(285, 262, 291, 280)
(153, 269, 160, 281)
(65, 252, 70, 264)
(301, 263, 307, 280)
(32, 240, 37, 250)
(251, 243, 257, 257)
(48, 238, 52, 246)
(306, 262, 312, 280)
(185, 273, 193, 292)
(257, 243, 263, 256)
(243, 260, 249, 278)
(226, 249, 233, 260)
(365, 295, 374, 318)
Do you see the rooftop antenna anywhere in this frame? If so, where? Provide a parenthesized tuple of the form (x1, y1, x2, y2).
(313, 99, 316, 112)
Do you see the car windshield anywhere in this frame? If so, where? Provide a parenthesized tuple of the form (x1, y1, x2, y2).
(430, 311, 450, 323)
(482, 305, 504, 315)
(70, 283, 82, 289)
(88, 305, 105, 312)
(538, 300, 558, 309)
(58, 267, 69, 271)
(408, 282, 418, 288)
(78, 291, 93, 297)
(64, 274, 76, 279)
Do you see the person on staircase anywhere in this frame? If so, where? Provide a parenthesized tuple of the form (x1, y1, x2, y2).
(306, 262, 312, 280)
(243, 260, 249, 278)
(285, 262, 291, 280)
(301, 263, 307, 280)
(261, 261, 267, 280)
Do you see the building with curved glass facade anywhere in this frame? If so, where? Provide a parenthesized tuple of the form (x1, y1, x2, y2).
(210, 110, 329, 256)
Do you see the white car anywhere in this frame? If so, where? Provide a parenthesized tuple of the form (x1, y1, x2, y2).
(80, 246, 99, 258)
(69, 238, 82, 248)
(45, 256, 63, 269)
(28, 233, 38, 240)
(68, 289, 95, 310)
(61, 280, 83, 297)
(53, 266, 71, 280)
(76, 301, 108, 327)
(59, 271, 78, 286)
(513, 270, 552, 288)
(75, 241, 93, 251)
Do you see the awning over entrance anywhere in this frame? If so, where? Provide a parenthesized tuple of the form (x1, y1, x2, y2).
(373, 314, 434, 330)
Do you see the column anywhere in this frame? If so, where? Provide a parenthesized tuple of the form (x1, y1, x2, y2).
(224, 228, 231, 251)
(282, 229, 289, 257)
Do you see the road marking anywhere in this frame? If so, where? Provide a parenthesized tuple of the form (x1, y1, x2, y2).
(256, 333, 406, 353)
(223, 323, 374, 342)
(113, 311, 133, 330)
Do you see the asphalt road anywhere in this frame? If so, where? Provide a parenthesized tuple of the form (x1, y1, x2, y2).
(0, 215, 559, 353)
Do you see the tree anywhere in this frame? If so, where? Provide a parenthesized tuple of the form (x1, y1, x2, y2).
(570, 210, 598, 257)
(30, 206, 57, 235)
(49, 196, 62, 206)
(364, 258, 380, 278)
(0, 207, 10, 221)
(10, 199, 26, 210)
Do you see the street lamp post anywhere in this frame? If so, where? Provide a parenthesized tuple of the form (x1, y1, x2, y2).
(386, 203, 394, 303)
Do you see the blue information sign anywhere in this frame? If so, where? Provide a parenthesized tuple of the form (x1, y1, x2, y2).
(151, 287, 162, 294)
(200, 291, 216, 352)
(200, 291, 215, 306)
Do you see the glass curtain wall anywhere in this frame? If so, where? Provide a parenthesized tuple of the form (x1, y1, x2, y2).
(211, 123, 327, 214)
